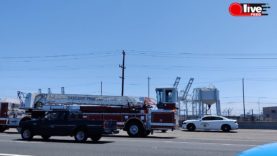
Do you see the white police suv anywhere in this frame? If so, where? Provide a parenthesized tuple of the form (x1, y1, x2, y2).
(182, 115, 238, 132)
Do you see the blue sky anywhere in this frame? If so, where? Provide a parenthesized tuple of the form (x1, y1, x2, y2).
(0, 0, 276, 115)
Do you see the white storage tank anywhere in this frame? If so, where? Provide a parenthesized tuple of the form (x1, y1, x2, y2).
(192, 87, 221, 117)
(192, 88, 219, 105)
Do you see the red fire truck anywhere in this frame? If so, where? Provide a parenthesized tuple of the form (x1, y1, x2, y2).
(18, 87, 178, 137)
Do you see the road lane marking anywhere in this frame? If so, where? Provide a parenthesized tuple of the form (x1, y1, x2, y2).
(0, 140, 43, 144)
(0, 134, 18, 137)
(105, 138, 258, 147)
(0, 153, 32, 156)
(184, 137, 277, 142)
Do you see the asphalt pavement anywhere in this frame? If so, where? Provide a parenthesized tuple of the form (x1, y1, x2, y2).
(0, 129, 276, 156)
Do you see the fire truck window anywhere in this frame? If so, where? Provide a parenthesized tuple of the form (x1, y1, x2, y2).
(156, 90, 163, 103)
(165, 90, 173, 102)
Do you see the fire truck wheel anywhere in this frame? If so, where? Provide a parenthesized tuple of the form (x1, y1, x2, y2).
(74, 129, 88, 142)
(21, 128, 33, 140)
(127, 122, 143, 137)
(91, 135, 102, 142)
(42, 135, 51, 141)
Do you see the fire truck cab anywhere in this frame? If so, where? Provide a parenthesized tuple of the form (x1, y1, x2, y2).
(156, 87, 178, 109)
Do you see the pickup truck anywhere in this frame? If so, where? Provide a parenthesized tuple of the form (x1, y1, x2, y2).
(19, 110, 117, 142)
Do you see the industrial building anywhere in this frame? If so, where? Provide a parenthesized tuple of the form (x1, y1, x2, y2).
(263, 106, 277, 121)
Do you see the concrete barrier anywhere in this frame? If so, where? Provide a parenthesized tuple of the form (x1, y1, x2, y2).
(238, 121, 277, 130)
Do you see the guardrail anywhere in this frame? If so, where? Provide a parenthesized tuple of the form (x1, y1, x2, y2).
(238, 121, 277, 130)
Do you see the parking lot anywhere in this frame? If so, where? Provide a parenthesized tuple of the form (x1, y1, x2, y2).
(0, 129, 276, 156)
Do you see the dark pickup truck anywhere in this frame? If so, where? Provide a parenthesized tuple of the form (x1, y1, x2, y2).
(19, 110, 117, 142)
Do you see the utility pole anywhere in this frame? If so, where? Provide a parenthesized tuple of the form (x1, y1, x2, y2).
(147, 77, 151, 98)
(251, 109, 254, 121)
(258, 98, 261, 120)
(242, 78, 246, 119)
(101, 81, 103, 96)
(227, 109, 230, 117)
(119, 50, 126, 96)
(61, 87, 65, 94)
(257, 97, 266, 120)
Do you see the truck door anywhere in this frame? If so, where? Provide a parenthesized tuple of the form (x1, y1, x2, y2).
(39, 112, 55, 136)
(53, 112, 72, 136)
(40, 112, 65, 136)
(0, 103, 8, 117)
(46, 111, 71, 136)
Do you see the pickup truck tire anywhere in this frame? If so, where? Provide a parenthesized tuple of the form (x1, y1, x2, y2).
(0, 126, 7, 133)
(91, 135, 102, 142)
(187, 123, 196, 131)
(42, 135, 51, 141)
(161, 130, 167, 133)
(221, 124, 231, 132)
(127, 122, 143, 137)
(74, 129, 88, 142)
(142, 130, 151, 137)
(21, 128, 33, 140)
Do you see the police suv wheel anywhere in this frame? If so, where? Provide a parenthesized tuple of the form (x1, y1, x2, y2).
(187, 124, 196, 131)
(21, 129, 33, 140)
(222, 124, 231, 132)
(74, 130, 87, 142)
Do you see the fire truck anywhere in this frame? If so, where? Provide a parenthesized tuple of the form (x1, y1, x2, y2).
(18, 87, 178, 137)
(0, 98, 30, 132)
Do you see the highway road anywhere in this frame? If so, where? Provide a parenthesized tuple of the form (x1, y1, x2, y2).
(0, 129, 276, 156)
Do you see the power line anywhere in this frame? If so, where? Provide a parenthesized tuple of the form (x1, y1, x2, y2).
(3, 49, 277, 61)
